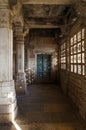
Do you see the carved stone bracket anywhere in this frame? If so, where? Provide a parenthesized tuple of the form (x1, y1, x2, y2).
(10, 0, 24, 27)
(73, 0, 86, 18)
(9, 0, 17, 8)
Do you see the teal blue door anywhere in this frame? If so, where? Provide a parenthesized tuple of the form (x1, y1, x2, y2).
(37, 54, 51, 80)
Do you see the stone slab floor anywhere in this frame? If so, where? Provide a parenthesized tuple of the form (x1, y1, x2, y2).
(0, 84, 86, 130)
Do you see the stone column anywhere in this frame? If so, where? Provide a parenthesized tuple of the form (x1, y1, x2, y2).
(15, 23, 27, 94)
(24, 36, 29, 70)
(0, 3, 17, 121)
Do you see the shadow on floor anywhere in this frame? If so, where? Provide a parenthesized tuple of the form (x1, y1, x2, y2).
(0, 84, 86, 130)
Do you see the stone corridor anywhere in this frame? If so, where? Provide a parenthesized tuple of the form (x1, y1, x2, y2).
(0, 84, 85, 130)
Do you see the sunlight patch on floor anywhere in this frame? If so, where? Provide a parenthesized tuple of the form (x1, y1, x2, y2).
(12, 120, 22, 130)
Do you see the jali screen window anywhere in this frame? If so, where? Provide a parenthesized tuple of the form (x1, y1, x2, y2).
(70, 28, 85, 75)
(61, 42, 66, 69)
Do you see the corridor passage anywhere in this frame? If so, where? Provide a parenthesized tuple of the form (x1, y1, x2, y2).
(0, 84, 86, 130)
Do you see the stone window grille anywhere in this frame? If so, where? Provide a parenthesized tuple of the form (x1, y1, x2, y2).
(60, 42, 66, 70)
(70, 28, 85, 75)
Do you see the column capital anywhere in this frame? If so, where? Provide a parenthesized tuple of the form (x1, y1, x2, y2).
(13, 22, 25, 44)
(16, 34, 24, 44)
(14, 22, 23, 34)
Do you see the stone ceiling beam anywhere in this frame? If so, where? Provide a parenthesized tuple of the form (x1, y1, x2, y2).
(26, 24, 63, 29)
(22, 0, 72, 5)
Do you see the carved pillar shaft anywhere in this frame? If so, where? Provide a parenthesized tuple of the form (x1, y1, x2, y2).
(24, 37, 29, 69)
(0, 3, 17, 122)
(14, 23, 26, 94)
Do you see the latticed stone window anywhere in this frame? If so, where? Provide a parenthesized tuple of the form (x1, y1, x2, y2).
(60, 42, 66, 69)
(70, 28, 85, 75)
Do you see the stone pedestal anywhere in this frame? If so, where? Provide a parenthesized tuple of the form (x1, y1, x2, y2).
(0, 4, 17, 122)
(16, 72, 26, 94)
(0, 81, 17, 122)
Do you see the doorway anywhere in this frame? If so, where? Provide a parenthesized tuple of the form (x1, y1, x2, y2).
(37, 54, 51, 81)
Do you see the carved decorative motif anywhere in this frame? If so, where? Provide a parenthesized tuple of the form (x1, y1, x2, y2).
(0, 9, 9, 28)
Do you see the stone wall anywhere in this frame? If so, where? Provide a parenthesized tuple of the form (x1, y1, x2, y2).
(27, 36, 58, 83)
(60, 18, 86, 119)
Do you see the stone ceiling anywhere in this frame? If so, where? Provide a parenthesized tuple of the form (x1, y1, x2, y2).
(8, 0, 85, 40)
(29, 28, 60, 37)
(10, 0, 81, 38)
(23, 4, 71, 27)
(22, 2, 76, 38)
(22, 0, 73, 27)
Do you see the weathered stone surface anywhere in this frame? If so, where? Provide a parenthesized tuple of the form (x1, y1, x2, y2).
(0, 28, 13, 81)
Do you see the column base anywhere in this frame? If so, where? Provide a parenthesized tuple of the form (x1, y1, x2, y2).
(0, 105, 18, 123)
(16, 72, 27, 95)
(0, 80, 18, 122)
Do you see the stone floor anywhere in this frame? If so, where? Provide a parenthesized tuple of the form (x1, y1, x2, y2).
(0, 84, 86, 130)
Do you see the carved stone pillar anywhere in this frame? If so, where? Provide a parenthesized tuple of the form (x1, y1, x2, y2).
(14, 23, 27, 94)
(24, 36, 29, 70)
(0, 2, 17, 122)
